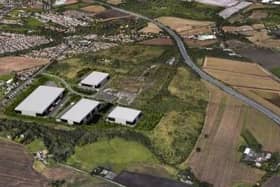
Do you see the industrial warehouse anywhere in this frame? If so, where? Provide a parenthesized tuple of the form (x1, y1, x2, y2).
(107, 106, 142, 126)
(60, 98, 101, 125)
(79, 71, 110, 89)
(14, 84, 142, 126)
(14, 85, 65, 117)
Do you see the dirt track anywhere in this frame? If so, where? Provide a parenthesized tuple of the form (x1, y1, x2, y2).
(0, 140, 48, 187)
(188, 84, 264, 187)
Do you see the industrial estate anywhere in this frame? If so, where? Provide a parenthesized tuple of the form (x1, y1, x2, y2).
(0, 0, 280, 187)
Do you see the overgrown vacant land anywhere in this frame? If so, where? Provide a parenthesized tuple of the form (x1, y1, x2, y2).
(0, 139, 48, 187)
(119, 0, 222, 20)
(151, 67, 208, 165)
(0, 56, 49, 75)
(203, 57, 280, 116)
(2, 44, 208, 175)
(188, 84, 265, 187)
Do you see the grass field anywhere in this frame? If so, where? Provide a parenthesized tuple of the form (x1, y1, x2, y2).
(120, 0, 222, 20)
(67, 138, 158, 172)
(26, 139, 46, 153)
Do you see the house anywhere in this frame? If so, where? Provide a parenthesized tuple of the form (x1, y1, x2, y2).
(15, 85, 65, 117)
(60, 98, 101, 125)
(243, 147, 272, 167)
(107, 106, 142, 126)
(79, 71, 109, 89)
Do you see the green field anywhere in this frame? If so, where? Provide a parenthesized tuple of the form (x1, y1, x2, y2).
(26, 139, 46, 153)
(119, 0, 222, 20)
(150, 67, 208, 165)
(271, 67, 280, 78)
(67, 138, 158, 172)
(232, 183, 253, 187)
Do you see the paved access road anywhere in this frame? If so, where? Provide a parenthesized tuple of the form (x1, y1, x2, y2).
(93, 0, 280, 125)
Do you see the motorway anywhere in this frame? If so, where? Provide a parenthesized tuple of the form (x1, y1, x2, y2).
(93, 0, 280, 125)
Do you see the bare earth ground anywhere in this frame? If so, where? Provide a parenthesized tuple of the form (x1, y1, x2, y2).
(0, 140, 48, 187)
(106, 0, 122, 5)
(188, 84, 264, 187)
(81, 5, 106, 14)
(0, 56, 49, 75)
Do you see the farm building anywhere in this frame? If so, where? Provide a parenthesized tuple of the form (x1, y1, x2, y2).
(80, 71, 109, 89)
(107, 106, 142, 126)
(60, 98, 101, 125)
(15, 86, 65, 117)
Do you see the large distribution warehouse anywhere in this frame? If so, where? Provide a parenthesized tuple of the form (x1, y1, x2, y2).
(107, 106, 142, 126)
(79, 71, 109, 89)
(15, 85, 65, 117)
(60, 98, 101, 125)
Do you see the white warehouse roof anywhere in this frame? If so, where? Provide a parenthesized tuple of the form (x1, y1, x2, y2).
(108, 106, 142, 123)
(61, 98, 100, 124)
(15, 86, 64, 115)
(80, 71, 109, 87)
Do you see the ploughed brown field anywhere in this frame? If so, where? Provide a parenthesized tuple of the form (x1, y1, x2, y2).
(0, 56, 49, 75)
(188, 84, 265, 187)
(0, 139, 48, 187)
(203, 57, 280, 116)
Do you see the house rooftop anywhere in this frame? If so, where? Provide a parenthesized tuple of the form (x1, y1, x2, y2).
(61, 98, 100, 123)
(15, 85, 64, 114)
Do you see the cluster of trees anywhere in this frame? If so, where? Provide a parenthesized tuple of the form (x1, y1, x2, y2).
(0, 119, 158, 162)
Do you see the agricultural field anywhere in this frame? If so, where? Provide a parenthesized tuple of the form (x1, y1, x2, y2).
(243, 108, 280, 153)
(188, 84, 265, 187)
(203, 57, 280, 116)
(225, 40, 280, 70)
(67, 138, 158, 172)
(0, 139, 48, 187)
(0, 56, 49, 75)
(140, 16, 215, 36)
(140, 37, 218, 48)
